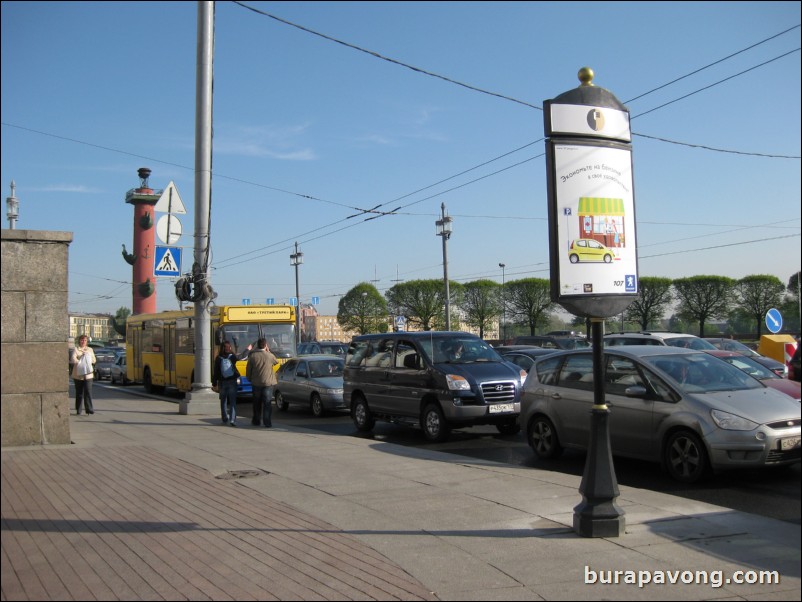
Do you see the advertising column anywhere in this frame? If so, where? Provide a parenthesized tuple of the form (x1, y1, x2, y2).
(544, 68, 638, 538)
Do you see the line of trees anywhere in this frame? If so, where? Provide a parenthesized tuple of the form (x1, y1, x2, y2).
(338, 271, 801, 339)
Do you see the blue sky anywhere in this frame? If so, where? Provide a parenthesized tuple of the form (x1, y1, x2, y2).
(2, 1, 800, 318)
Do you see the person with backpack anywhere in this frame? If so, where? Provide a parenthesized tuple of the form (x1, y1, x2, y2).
(213, 341, 240, 426)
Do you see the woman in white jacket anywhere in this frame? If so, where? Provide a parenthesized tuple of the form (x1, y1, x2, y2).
(70, 335, 96, 415)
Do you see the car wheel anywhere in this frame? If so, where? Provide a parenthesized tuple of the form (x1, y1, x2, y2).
(569, 254, 579, 264)
(663, 430, 710, 484)
(496, 420, 521, 436)
(275, 391, 289, 412)
(310, 393, 324, 417)
(604, 254, 612, 263)
(528, 415, 562, 459)
(111, 372, 117, 385)
(421, 403, 451, 443)
(352, 395, 375, 432)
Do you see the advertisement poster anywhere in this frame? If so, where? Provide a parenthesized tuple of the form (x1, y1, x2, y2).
(553, 143, 637, 296)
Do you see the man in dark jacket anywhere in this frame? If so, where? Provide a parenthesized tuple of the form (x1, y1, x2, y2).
(246, 338, 279, 427)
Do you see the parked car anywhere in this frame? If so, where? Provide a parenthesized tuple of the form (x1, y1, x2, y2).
(495, 346, 559, 373)
(275, 355, 346, 417)
(789, 344, 802, 383)
(704, 350, 800, 402)
(705, 337, 788, 378)
(604, 332, 717, 350)
(297, 341, 348, 357)
(520, 346, 801, 483)
(567, 238, 617, 263)
(93, 351, 117, 381)
(344, 332, 527, 441)
(512, 335, 589, 350)
(110, 353, 129, 385)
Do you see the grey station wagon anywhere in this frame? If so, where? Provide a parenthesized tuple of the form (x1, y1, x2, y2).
(344, 332, 527, 442)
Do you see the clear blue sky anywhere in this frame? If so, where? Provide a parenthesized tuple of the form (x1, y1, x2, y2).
(2, 1, 800, 318)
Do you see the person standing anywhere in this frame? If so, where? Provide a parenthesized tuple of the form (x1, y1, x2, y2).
(212, 341, 240, 426)
(70, 335, 96, 415)
(246, 337, 279, 427)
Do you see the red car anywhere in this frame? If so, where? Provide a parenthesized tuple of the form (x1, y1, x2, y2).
(705, 350, 800, 402)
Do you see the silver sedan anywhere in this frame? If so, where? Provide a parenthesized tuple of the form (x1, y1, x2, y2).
(520, 346, 801, 483)
(274, 355, 345, 417)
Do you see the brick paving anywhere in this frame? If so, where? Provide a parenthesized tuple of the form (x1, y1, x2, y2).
(1, 445, 437, 601)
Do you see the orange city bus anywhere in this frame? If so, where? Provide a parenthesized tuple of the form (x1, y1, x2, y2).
(126, 304, 297, 394)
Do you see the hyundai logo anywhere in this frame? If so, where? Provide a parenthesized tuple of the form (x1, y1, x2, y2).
(495, 385, 504, 391)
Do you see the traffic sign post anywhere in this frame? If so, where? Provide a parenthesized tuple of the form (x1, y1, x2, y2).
(154, 246, 182, 277)
(765, 308, 783, 334)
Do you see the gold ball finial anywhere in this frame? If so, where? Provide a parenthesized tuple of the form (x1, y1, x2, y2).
(578, 67, 594, 86)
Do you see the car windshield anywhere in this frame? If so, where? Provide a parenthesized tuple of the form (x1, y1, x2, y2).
(320, 344, 347, 356)
(719, 354, 777, 380)
(308, 359, 344, 378)
(664, 337, 717, 350)
(425, 336, 502, 364)
(646, 353, 764, 393)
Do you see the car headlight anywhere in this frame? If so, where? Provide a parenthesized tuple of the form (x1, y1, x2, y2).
(445, 374, 471, 391)
(710, 409, 759, 431)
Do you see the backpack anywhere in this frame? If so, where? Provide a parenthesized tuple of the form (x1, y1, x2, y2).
(220, 355, 234, 378)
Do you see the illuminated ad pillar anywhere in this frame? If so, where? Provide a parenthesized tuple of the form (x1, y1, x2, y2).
(544, 68, 639, 538)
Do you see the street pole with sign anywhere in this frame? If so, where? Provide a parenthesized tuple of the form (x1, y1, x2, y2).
(544, 67, 639, 538)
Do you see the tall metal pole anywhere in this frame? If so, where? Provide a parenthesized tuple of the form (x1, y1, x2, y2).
(182, 0, 216, 414)
(290, 242, 303, 346)
(499, 262, 506, 342)
(436, 203, 453, 331)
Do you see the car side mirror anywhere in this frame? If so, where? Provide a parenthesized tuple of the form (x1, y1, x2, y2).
(624, 385, 648, 398)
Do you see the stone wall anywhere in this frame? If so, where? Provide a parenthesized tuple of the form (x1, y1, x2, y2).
(1, 229, 73, 446)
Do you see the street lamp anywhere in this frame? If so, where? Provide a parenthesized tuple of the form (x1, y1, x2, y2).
(6, 181, 19, 230)
(290, 241, 303, 346)
(499, 263, 506, 342)
(436, 203, 453, 331)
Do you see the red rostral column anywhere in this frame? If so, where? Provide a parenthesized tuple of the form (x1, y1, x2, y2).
(124, 167, 161, 315)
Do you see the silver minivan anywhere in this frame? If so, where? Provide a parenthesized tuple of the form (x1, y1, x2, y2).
(344, 332, 527, 442)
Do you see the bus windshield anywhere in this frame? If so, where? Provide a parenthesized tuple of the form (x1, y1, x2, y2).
(220, 323, 296, 360)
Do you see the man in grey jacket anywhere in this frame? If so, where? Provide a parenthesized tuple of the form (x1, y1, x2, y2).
(246, 338, 279, 427)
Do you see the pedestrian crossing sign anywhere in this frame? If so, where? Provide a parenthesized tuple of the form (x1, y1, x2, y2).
(154, 246, 182, 277)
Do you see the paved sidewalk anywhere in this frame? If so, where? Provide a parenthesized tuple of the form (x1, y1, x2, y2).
(2, 386, 800, 601)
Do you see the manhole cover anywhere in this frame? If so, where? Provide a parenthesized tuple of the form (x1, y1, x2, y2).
(216, 469, 267, 480)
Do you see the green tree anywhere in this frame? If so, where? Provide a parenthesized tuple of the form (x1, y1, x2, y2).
(112, 306, 131, 338)
(625, 277, 673, 330)
(385, 279, 451, 331)
(673, 276, 735, 337)
(459, 280, 501, 339)
(337, 283, 387, 335)
(505, 278, 554, 336)
(735, 275, 785, 337)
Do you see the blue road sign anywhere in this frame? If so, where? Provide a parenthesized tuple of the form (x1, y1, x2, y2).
(765, 308, 782, 334)
(154, 246, 181, 277)
(312, 296, 320, 305)
(266, 298, 275, 305)
(289, 297, 298, 306)
(242, 298, 251, 305)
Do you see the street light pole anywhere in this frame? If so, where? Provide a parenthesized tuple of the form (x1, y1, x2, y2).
(6, 181, 19, 230)
(499, 262, 506, 342)
(436, 203, 453, 331)
(290, 241, 303, 347)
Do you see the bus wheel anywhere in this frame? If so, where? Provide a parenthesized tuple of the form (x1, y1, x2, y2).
(143, 368, 154, 394)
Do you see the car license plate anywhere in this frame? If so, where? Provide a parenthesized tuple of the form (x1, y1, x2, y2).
(780, 437, 801, 451)
(489, 403, 514, 414)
